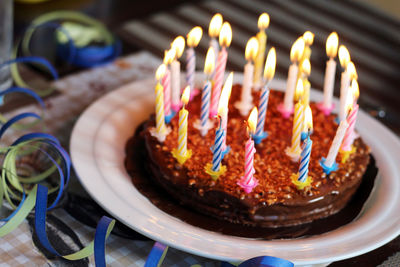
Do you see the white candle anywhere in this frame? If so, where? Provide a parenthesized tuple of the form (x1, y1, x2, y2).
(208, 14, 223, 79)
(283, 64, 299, 112)
(170, 37, 185, 112)
(235, 37, 258, 116)
(171, 59, 181, 111)
(325, 120, 349, 167)
(321, 32, 338, 113)
(323, 58, 337, 109)
(280, 37, 305, 118)
(210, 38, 219, 76)
(339, 70, 350, 121)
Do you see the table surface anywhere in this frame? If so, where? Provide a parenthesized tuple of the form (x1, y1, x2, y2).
(1, 0, 400, 266)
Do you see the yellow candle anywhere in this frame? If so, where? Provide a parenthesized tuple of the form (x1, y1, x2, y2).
(172, 86, 192, 165)
(149, 64, 171, 142)
(253, 13, 269, 89)
(285, 81, 304, 162)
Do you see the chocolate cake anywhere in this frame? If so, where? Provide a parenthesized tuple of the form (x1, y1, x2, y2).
(139, 85, 370, 228)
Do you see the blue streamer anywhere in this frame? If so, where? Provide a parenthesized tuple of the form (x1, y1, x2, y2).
(222, 256, 294, 267)
(144, 242, 168, 267)
(0, 86, 45, 108)
(1, 57, 59, 81)
(94, 216, 114, 267)
(0, 113, 42, 139)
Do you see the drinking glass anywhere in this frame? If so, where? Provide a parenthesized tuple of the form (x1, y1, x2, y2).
(0, 0, 13, 91)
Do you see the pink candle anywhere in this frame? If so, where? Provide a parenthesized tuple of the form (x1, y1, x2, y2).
(210, 22, 232, 118)
(341, 104, 359, 151)
(161, 67, 172, 120)
(210, 47, 227, 118)
(238, 107, 259, 193)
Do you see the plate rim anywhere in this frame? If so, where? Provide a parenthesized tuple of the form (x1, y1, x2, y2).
(70, 75, 400, 265)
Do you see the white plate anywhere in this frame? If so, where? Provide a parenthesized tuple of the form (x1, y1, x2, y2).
(71, 74, 400, 266)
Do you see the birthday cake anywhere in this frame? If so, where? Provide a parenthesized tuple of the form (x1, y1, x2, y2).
(139, 85, 370, 227)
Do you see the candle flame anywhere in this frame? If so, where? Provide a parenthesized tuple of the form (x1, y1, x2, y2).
(258, 13, 270, 30)
(294, 78, 304, 101)
(171, 36, 185, 58)
(187, 26, 203, 47)
(290, 37, 305, 63)
(163, 49, 176, 65)
(264, 47, 276, 82)
(345, 89, 354, 115)
(303, 31, 314, 46)
(181, 86, 191, 105)
(338, 45, 351, 68)
(155, 64, 166, 80)
(209, 13, 223, 38)
(326, 32, 339, 58)
(304, 105, 313, 131)
(204, 47, 215, 75)
(219, 22, 232, 47)
(248, 107, 258, 135)
(217, 72, 233, 116)
(347, 61, 358, 80)
(351, 79, 359, 100)
(300, 58, 311, 77)
(245, 37, 259, 62)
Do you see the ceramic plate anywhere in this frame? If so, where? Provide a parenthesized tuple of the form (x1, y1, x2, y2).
(70, 74, 400, 266)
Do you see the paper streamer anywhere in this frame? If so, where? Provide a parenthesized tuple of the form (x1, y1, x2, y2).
(221, 256, 294, 267)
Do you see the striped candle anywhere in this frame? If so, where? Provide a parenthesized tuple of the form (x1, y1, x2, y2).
(298, 136, 312, 183)
(161, 67, 172, 119)
(210, 47, 227, 117)
(255, 86, 270, 139)
(155, 82, 167, 137)
(286, 101, 304, 161)
(200, 80, 212, 135)
(212, 120, 224, 172)
(186, 48, 195, 92)
(177, 107, 188, 158)
(240, 137, 256, 191)
(341, 104, 359, 151)
(172, 87, 192, 165)
(208, 14, 223, 80)
(238, 107, 258, 193)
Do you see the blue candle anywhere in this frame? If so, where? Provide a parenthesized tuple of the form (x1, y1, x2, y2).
(200, 80, 212, 134)
(253, 86, 270, 144)
(298, 136, 312, 183)
(212, 120, 224, 172)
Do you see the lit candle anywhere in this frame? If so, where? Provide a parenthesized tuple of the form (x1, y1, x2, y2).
(253, 47, 276, 144)
(286, 81, 304, 162)
(318, 32, 338, 115)
(204, 74, 232, 180)
(171, 86, 192, 165)
(208, 13, 223, 78)
(278, 37, 305, 118)
(234, 37, 259, 116)
(238, 107, 259, 193)
(291, 113, 313, 190)
(253, 13, 270, 90)
(162, 49, 175, 123)
(186, 26, 203, 98)
(193, 47, 215, 136)
(338, 45, 351, 122)
(320, 119, 349, 174)
(171, 36, 185, 112)
(210, 22, 232, 118)
(340, 80, 359, 162)
(218, 72, 233, 157)
(149, 64, 172, 142)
